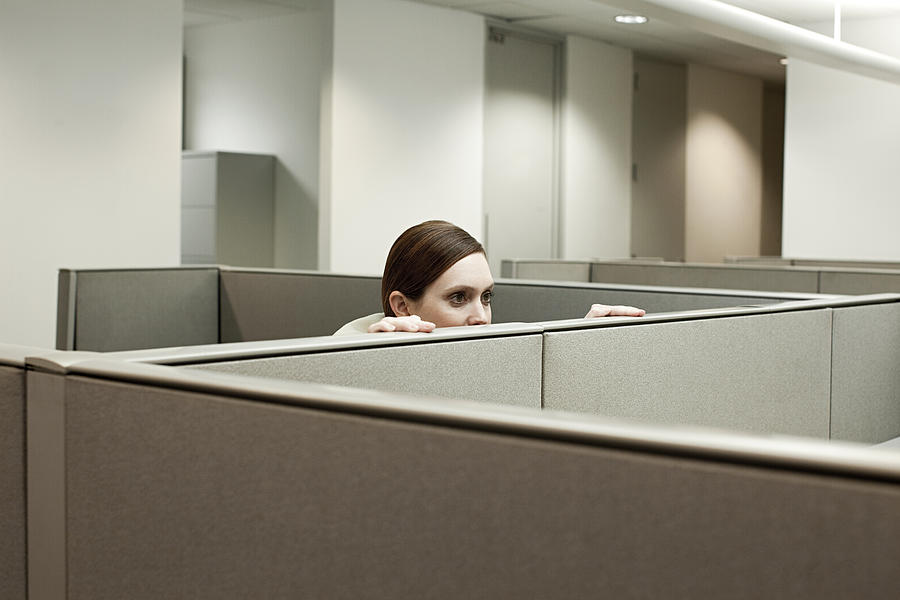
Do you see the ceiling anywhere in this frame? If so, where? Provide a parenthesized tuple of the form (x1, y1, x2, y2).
(183, 0, 900, 83)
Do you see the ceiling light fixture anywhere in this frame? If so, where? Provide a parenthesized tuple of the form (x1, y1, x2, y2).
(615, 15, 648, 24)
(779, 58, 788, 66)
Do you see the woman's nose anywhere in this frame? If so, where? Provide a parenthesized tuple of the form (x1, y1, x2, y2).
(467, 301, 488, 325)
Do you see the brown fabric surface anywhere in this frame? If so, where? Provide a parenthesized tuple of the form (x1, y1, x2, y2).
(62, 376, 900, 599)
(0, 366, 26, 600)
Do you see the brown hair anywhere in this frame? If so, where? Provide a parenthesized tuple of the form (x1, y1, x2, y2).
(381, 220, 485, 316)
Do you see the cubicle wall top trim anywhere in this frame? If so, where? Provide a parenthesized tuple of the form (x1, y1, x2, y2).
(0, 343, 55, 367)
(36, 355, 900, 484)
(58, 266, 221, 274)
(538, 294, 900, 332)
(495, 276, 833, 301)
(219, 265, 381, 280)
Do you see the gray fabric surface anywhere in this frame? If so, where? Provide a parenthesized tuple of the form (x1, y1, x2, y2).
(830, 303, 900, 443)
(0, 366, 26, 600)
(513, 261, 592, 282)
(220, 271, 382, 342)
(542, 310, 833, 437)
(491, 282, 781, 323)
(74, 269, 219, 351)
(819, 270, 900, 295)
(193, 335, 543, 408)
(590, 262, 820, 293)
(59, 376, 900, 599)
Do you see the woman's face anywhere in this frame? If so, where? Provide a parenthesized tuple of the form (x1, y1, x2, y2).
(406, 252, 494, 328)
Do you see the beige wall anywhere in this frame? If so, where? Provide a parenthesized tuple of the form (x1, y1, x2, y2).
(686, 64, 762, 262)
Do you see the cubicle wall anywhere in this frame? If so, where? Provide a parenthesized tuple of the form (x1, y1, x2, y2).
(500, 259, 592, 281)
(591, 261, 821, 292)
(110, 295, 900, 444)
(541, 309, 832, 437)
(819, 269, 900, 295)
(190, 324, 544, 408)
(491, 280, 810, 321)
(727, 256, 900, 270)
(830, 302, 900, 443)
(0, 345, 41, 600)
(56, 268, 219, 351)
(59, 266, 820, 351)
(219, 269, 381, 341)
(24, 355, 900, 599)
(502, 258, 900, 295)
(541, 297, 900, 444)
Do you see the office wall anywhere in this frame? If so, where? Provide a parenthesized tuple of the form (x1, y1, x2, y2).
(686, 64, 762, 262)
(184, 10, 327, 269)
(0, 0, 182, 348)
(321, 0, 485, 274)
(783, 18, 900, 261)
(631, 56, 686, 261)
(562, 36, 632, 260)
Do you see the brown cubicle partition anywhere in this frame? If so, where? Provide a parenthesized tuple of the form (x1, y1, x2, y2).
(24, 354, 900, 599)
(0, 344, 45, 600)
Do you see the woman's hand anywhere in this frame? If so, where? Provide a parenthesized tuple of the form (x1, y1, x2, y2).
(584, 304, 646, 318)
(367, 315, 436, 333)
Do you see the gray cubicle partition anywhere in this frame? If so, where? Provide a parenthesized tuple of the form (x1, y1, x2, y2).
(60, 266, 825, 352)
(541, 307, 833, 437)
(590, 261, 822, 292)
(0, 344, 45, 600)
(110, 294, 900, 443)
(116, 324, 545, 408)
(218, 268, 381, 341)
(727, 256, 900, 270)
(504, 258, 900, 295)
(500, 259, 592, 281)
(491, 279, 819, 321)
(56, 267, 219, 351)
(539, 295, 900, 443)
(24, 354, 900, 599)
(819, 268, 900, 295)
(830, 301, 900, 443)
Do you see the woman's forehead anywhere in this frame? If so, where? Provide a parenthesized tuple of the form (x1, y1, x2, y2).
(433, 253, 494, 289)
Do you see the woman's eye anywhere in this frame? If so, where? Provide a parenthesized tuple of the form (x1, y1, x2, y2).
(449, 292, 466, 305)
(481, 291, 493, 305)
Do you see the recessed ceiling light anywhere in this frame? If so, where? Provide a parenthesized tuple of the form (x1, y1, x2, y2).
(779, 57, 788, 66)
(615, 15, 648, 24)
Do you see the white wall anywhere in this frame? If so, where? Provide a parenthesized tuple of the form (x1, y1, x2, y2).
(0, 0, 182, 348)
(685, 64, 762, 262)
(561, 36, 633, 259)
(184, 11, 327, 269)
(783, 59, 900, 260)
(782, 17, 900, 260)
(322, 0, 485, 275)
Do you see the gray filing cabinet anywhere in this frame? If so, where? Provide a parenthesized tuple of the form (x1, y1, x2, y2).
(181, 150, 274, 267)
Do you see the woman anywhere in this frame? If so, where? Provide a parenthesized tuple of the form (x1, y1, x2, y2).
(334, 220, 644, 335)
